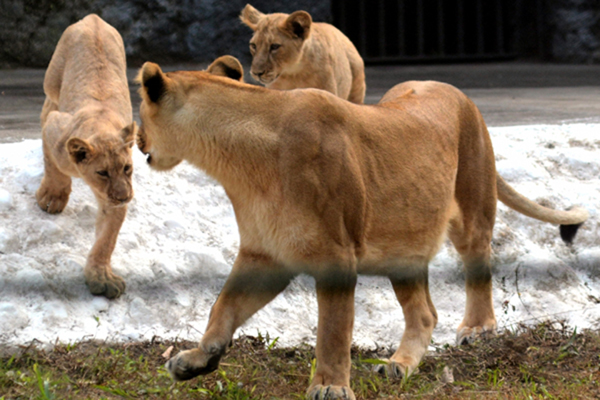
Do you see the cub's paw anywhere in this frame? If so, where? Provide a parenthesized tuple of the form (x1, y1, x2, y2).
(166, 346, 224, 381)
(456, 324, 497, 346)
(307, 385, 355, 400)
(36, 184, 70, 214)
(372, 359, 409, 379)
(84, 266, 126, 299)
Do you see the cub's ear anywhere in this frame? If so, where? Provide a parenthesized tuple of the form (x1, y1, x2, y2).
(240, 4, 264, 30)
(120, 121, 137, 148)
(206, 56, 244, 82)
(66, 137, 95, 164)
(137, 62, 166, 103)
(284, 10, 312, 40)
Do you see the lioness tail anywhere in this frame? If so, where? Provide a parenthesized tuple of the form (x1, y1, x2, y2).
(496, 174, 589, 244)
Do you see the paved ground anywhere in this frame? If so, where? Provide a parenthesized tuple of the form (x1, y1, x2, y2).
(2, 62, 600, 143)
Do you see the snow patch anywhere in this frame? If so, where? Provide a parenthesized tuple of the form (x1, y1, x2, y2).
(0, 124, 599, 350)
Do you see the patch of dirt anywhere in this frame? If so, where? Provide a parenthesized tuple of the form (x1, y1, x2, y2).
(1, 322, 600, 399)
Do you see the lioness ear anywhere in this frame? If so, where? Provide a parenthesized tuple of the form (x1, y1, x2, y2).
(66, 137, 95, 164)
(240, 4, 264, 30)
(137, 62, 166, 103)
(120, 121, 137, 148)
(284, 11, 312, 40)
(206, 56, 244, 82)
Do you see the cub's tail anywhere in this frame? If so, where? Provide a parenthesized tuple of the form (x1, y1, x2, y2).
(496, 174, 589, 244)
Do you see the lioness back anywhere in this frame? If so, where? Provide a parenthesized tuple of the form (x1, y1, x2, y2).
(43, 14, 131, 119)
(240, 4, 366, 103)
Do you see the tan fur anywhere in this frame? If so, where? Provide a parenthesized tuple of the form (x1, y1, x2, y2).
(136, 59, 588, 399)
(240, 4, 366, 104)
(36, 14, 136, 299)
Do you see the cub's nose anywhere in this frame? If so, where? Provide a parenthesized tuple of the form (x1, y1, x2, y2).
(146, 154, 152, 164)
(113, 193, 132, 204)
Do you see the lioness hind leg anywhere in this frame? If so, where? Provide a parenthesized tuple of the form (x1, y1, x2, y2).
(373, 265, 437, 379)
(347, 49, 366, 104)
(450, 110, 498, 345)
(166, 250, 294, 381)
(347, 70, 366, 105)
(306, 266, 357, 400)
(454, 252, 497, 345)
(449, 222, 497, 345)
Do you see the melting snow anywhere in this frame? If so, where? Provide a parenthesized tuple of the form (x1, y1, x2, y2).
(0, 123, 599, 350)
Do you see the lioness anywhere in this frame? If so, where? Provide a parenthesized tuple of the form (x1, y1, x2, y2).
(136, 57, 588, 399)
(36, 14, 136, 299)
(240, 4, 366, 104)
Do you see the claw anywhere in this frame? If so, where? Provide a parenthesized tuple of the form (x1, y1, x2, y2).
(372, 359, 407, 379)
(306, 384, 355, 400)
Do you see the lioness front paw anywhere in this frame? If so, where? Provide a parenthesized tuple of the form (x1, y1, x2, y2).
(84, 266, 126, 299)
(166, 347, 224, 381)
(456, 323, 496, 346)
(372, 358, 410, 379)
(307, 385, 355, 400)
(36, 184, 70, 214)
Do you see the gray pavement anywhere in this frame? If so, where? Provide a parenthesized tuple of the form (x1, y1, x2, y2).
(2, 62, 600, 143)
(366, 63, 600, 126)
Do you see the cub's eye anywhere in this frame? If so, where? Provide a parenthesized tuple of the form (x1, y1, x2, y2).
(96, 170, 109, 178)
(249, 43, 257, 52)
(124, 164, 132, 174)
(270, 44, 281, 51)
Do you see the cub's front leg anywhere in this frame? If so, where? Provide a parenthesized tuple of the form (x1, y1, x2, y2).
(84, 203, 127, 299)
(36, 109, 73, 214)
(36, 144, 72, 214)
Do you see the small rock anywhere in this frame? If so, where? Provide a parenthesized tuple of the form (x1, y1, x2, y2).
(441, 366, 454, 384)
(162, 345, 174, 359)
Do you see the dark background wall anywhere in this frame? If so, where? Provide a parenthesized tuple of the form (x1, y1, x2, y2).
(0, 0, 331, 68)
(546, 0, 600, 62)
(331, 0, 600, 64)
(1, 0, 600, 68)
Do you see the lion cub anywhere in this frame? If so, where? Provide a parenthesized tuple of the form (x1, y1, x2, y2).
(36, 14, 136, 299)
(240, 4, 366, 103)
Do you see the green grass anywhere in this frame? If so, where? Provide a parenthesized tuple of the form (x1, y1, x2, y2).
(1, 321, 599, 399)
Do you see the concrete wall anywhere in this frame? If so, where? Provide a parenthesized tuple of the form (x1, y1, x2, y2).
(0, 0, 331, 68)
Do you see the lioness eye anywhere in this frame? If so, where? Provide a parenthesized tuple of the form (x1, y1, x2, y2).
(124, 164, 132, 174)
(96, 170, 109, 178)
(249, 43, 256, 52)
(270, 44, 281, 51)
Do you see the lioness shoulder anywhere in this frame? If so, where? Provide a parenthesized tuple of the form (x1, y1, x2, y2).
(240, 4, 366, 104)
